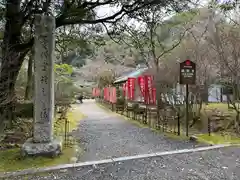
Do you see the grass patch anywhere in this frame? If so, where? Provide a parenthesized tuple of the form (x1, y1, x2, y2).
(0, 104, 85, 173)
(54, 105, 86, 138)
(203, 103, 236, 114)
(196, 133, 240, 145)
(0, 147, 74, 172)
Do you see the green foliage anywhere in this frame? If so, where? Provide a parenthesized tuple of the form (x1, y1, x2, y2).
(53, 63, 82, 103)
(55, 26, 93, 64)
(219, 4, 235, 11)
(209, 0, 239, 11)
(54, 63, 73, 76)
(121, 8, 199, 63)
(168, 9, 198, 25)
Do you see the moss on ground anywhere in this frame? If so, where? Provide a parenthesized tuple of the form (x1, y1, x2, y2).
(0, 147, 74, 172)
(196, 133, 240, 145)
(54, 105, 86, 137)
(0, 105, 85, 173)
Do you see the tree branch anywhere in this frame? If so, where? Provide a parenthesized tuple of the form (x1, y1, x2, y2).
(56, 0, 159, 27)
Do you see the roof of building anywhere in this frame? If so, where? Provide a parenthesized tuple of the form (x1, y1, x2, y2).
(113, 67, 148, 84)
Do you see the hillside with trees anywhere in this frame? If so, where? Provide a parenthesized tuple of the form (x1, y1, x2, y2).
(60, 8, 210, 83)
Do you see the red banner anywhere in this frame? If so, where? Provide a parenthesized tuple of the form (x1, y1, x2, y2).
(109, 87, 112, 102)
(152, 88, 156, 105)
(96, 88, 100, 96)
(127, 78, 135, 100)
(92, 88, 100, 97)
(147, 75, 154, 104)
(144, 75, 154, 104)
(109, 87, 112, 103)
(107, 87, 110, 101)
(104, 87, 107, 100)
(138, 76, 145, 100)
(110, 87, 117, 103)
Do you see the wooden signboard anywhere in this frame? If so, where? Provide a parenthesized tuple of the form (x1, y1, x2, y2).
(179, 60, 196, 85)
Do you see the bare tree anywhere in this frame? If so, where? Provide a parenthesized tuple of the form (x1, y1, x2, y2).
(206, 8, 240, 132)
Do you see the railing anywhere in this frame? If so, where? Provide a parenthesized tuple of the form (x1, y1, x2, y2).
(97, 98, 212, 137)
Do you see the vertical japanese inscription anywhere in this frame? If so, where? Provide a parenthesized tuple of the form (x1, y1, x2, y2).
(40, 35, 49, 72)
(42, 87, 46, 96)
(40, 33, 49, 122)
(35, 16, 52, 124)
(40, 106, 48, 120)
(40, 75, 48, 84)
(33, 15, 55, 143)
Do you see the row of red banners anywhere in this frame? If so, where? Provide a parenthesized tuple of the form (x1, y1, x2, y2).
(92, 75, 156, 105)
(104, 87, 117, 103)
(92, 87, 117, 103)
(122, 75, 156, 105)
(92, 88, 101, 97)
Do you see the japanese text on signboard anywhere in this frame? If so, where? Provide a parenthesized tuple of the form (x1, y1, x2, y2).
(179, 60, 196, 85)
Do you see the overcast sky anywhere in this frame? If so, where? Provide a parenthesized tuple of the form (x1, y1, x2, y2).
(94, 0, 212, 26)
(94, 0, 238, 27)
(95, 0, 211, 17)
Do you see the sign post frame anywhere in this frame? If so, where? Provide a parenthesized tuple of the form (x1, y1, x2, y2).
(179, 59, 196, 137)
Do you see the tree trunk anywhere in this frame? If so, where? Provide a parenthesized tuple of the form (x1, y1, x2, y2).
(155, 66, 165, 128)
(0, 51, 25, 129)
(25, 51, 34, 100)
(220, 87, 223, 102)
(202, 82, 209, 104)
(0, 0, 31, 130)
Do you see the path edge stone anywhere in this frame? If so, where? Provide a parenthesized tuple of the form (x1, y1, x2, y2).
(1, 144, 238, 179)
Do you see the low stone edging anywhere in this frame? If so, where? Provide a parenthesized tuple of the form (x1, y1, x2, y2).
(0, 144, 235, 179)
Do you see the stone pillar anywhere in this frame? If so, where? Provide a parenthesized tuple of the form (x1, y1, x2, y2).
(21, 15, 62, 157)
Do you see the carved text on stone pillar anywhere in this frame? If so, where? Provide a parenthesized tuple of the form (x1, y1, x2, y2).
(42, 88, 46, 96)
(40, 75, 48, 84)
(32, 15, 55, 143)
(41, 61, 48, 71)
(40, 106, 48, 121)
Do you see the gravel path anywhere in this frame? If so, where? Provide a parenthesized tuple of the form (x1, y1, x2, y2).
(6, 146, 240, 180)
(2, 100, 240, 180)
(72, 100, 203, 162)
